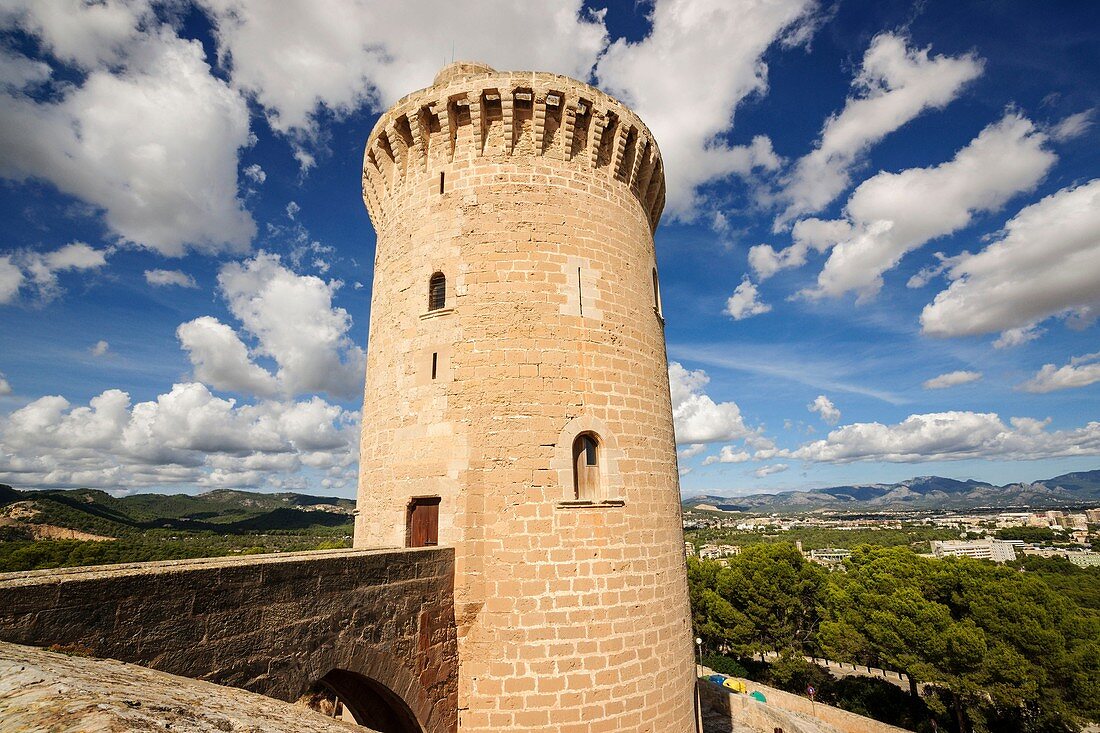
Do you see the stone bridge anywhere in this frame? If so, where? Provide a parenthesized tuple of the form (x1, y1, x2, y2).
(0, 547, 457, 733)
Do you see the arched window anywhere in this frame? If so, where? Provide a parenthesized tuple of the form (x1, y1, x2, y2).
(428, 272, 446, 311)
(572, 432, 600, 500)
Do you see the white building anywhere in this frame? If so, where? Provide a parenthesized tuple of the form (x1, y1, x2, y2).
(931, 538, 1017, 563)
(809, 548, 852, 566)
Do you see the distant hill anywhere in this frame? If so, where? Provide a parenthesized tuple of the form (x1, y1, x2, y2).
(683, 469, 1100, 513)
(0, 485, 355, 538)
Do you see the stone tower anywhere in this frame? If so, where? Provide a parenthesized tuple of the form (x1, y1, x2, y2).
(355, 62, 695, 732)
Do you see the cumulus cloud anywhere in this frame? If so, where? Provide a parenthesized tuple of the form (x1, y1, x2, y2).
(724, 277, 772, 320)
(800, 114, 1056, 300)
(0, 242, 109, 303)
(678, 443, 706, 459)
(145, 269, 198, 288)
(668, 362, 752, 444)
(177, 253, 365, 400)
(749, 218, 853, 280)
(922, 370, 982, 390)
(0, 8, 255, 256)
(199, 0, 606, 143)
(920, 178, 1100, 340)
(177, 316, 279, 397)
(755, 463, 788, 477)
(597, 0, 815, 217)
(702, 446, 751, 466)
(243, 163, 266, 184)
(807, 394, 841, 424)
(776, 33, 982, 226)
(789, 411, 1100, 463)
(0, 383, 358, 490)
(90, 340, 110, 357)
(0, 375, 11, 396)
(1019, 352, 1100, 393)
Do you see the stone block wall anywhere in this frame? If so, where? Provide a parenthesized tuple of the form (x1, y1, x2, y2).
(0, 548, 457, 733)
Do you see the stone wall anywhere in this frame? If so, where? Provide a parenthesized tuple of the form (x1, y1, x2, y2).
(0, 547, 457, 733)
(699, 678, 913, 733)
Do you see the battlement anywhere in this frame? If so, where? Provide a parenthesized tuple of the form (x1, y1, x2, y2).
(362, 64, 666, 233)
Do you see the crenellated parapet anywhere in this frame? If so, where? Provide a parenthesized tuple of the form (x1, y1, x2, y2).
(362, 63, 666, 233)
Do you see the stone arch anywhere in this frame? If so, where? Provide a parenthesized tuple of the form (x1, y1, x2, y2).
(314, 668, 422, 732)
(294, 647, 448, 733)
(550, 414, 625, 502)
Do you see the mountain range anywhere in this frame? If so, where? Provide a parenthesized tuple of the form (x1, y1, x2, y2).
(683, 470, 1100, 513)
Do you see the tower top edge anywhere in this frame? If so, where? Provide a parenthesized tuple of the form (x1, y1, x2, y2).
(434, 61, 497, 86)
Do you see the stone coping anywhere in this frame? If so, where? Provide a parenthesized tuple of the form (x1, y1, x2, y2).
(0, 545, 442, 586)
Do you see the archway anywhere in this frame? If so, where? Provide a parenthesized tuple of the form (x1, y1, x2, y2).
(300, 669, 423, 733)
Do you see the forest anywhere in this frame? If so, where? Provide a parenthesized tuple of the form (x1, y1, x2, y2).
(689, 544, 1100, 733)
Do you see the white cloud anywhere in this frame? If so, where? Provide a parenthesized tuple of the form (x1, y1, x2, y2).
(807, 394, 841, 424)
(755, 463, 788, 477)
(993, 324, 1044, 350)
(668, 362, 751, 445)
(199, 0, 607, 142)
(0, 256, 24, 304)
(0, 375, 11, 396)
(789, 411, 1100, 463)
(678, 443, 706, 459)
(177, 253, 365, 400)
(243, 163, 266, 184)
(177, 316, 279, 397)
(702, 447, 751, 466)
(920, 178, 1100, 339)
(1050, 110, 1094, 142)
(801, 114, 1056, 300)
(749, 218, 853, 280)
(0, 20, 255, 256)
(596, 0, 815, 218)
(285, 201, 300, 220)
(725, 277, 772, 320)
(1019, 352, 1100, 393)
(922, 370, 982, 390)
(0, 242, 109, 303)
(0, 0, 152, 70)
(0, 383, 358, 490)
(145, 269, 198, 288)
(776, 33, 982, 226)
(0, 47, 50, 92)
(90, 340, 110, 357)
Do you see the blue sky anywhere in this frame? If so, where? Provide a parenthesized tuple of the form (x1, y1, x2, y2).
(0, 0, 1098, 498)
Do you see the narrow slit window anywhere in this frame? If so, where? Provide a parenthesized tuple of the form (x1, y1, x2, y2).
(577, 267, 583, 316)
(428, 272, 446, 311)
(439, 171, 445, 194)
(652, 267, 662, 316)
(431, 352, 438, 380)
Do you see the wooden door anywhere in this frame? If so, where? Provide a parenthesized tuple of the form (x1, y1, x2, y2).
(407, 497, 440, 547)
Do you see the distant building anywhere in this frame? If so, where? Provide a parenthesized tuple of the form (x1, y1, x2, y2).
(809, 548, 852, 566)
(698, 544, 741, 560)
(931, 538, 1017, 563)
(1084, 508, 1100, 523)
(685, 542, 696, 558)
(1067, 552, 1100, 568)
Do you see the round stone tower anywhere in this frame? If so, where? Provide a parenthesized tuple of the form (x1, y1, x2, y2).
(355, 62, 695, 732)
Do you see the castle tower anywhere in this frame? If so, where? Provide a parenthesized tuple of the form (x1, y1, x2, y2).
(355, 62, 695, 732)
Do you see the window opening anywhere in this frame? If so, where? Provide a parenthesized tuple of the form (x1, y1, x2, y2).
(577, 267, 583, 316)
(439, 171, 445, 194)
(572, 433, 600, 500)
(431, 352, 438, 380)
(652, 267, 662, 316)
(428, 272, 446, 311)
